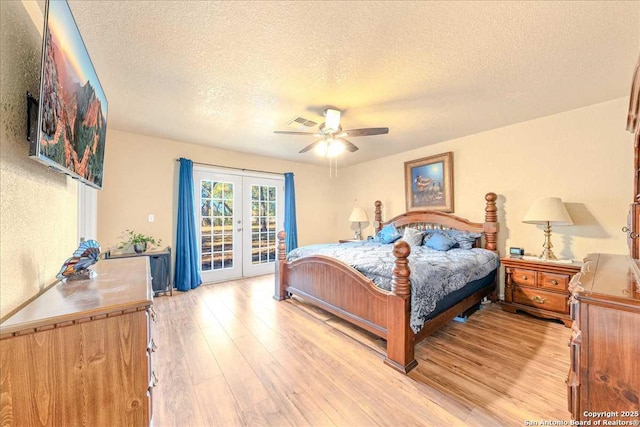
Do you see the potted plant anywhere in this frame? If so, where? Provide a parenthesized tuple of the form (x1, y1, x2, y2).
(118, 229, 162, 254)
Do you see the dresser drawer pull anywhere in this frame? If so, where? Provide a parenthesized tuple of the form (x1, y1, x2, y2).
(521, 275, 529, 280)
(148, 338, 158, 353)
(550, 280, 558, 286)
(149, 307, 157, 322)
(149, 370, 159, 388)
(532, 296, 547, 304)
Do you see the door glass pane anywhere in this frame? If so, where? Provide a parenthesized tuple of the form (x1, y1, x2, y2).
(201, 181, 212, 198)
(200, 179, 235, 271)
(250, 184, 277, 265)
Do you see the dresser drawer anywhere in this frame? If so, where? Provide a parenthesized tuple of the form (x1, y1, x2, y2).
(513, 286, 569, 313)
(511, 268, 536, 287)
(538, 271, 570, 291)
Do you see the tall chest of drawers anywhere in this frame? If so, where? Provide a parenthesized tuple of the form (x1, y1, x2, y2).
(0, 257, 156, 426)
(567, 253, 640, 421)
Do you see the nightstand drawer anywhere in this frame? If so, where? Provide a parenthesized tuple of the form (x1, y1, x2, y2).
(511, 268, 536, 287)
(513, 286, 569, 313)
(537, 271, 570, 291)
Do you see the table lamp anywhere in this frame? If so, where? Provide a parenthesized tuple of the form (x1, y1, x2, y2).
(349, 207, 369, 240)
(522, 197, 573, 260)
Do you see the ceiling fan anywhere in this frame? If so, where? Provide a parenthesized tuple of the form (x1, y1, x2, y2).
(274, 108, 389, 157)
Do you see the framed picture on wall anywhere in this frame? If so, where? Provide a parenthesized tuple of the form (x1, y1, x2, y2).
(404, 152, 454, 212)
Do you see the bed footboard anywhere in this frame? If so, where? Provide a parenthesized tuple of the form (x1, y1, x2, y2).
(274, 232, 417, 373)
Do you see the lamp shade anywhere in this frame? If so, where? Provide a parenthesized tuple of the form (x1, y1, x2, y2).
(522, 197, 573, 225)
(349, 207, 368, 223)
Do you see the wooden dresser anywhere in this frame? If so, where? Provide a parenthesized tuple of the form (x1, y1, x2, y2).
(567, 253, 640, 421)
(0, 257, 156, 426)
(501, 257, 582, 327)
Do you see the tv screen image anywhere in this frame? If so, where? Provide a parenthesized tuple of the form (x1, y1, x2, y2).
(30, 0, 107, 189)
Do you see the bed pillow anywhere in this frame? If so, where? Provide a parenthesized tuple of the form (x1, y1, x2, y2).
(424, 232, 457, 251)
(375, 224, 402, 244)
(446, 230, 483, 250)
(401, 227, 424, 247)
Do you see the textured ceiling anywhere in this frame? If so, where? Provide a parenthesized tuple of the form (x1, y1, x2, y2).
(65, 0, 640, 166)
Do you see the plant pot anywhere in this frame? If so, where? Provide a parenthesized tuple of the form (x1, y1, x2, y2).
(134, 243, 147, 254)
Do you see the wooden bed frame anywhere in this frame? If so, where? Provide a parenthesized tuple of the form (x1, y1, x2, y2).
(274, 192, 499, 374)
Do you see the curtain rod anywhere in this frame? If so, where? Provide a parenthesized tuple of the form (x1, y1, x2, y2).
(175, 159, 285, 177)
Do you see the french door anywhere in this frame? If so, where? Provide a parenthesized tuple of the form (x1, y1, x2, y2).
(193, 167, 284, 284)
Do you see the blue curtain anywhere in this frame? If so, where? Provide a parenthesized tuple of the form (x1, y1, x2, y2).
(174, 158, 202, 291)
(284, 172, 298, 252)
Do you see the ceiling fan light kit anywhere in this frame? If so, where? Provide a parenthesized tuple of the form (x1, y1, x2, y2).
(314, 138, 345, 158)
(273, 107, 390, 169)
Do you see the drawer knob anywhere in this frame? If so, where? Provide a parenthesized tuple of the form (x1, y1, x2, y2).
(533, 296, 547, 304)
(521, 275, 528, 280)
(148, 338, 158, 353)
(550, 280, 558, 286)
(149, 307, 157, 322)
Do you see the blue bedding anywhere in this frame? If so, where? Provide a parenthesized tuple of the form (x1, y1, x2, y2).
(287, 241, 500, 333)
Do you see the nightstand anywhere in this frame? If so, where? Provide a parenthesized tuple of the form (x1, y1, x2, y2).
(501, 257, 581, 327)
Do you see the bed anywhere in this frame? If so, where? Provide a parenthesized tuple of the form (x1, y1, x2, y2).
(274, 192, 499, 374)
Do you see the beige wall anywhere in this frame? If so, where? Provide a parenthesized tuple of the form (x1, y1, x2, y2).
(0, 1, 78, 317)
(336, 98, 633, 275)
(97, 129, 337, 253)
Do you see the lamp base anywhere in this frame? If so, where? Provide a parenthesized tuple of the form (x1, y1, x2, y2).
(538, 249, 558, 261)
(539, 222, 557, 261)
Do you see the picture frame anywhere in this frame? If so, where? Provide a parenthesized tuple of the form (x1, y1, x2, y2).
(404, 152, 454, 212)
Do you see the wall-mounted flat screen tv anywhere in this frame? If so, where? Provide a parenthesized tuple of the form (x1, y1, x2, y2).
(30, 0, 107, 190)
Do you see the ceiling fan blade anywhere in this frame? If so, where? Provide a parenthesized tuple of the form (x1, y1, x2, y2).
(274, 130, 318, 135)
(343, 127, 389, 137)
(341, 139, 359, 152)
(299, 139, 324, 153)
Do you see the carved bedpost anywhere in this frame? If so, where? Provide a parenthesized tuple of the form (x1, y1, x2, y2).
(391, 241, 411, 297)
(483, 192, 498, 252)
(384, 240, 417, 373)
(374, 200, 382, 233)
(273, 230, 288, 301)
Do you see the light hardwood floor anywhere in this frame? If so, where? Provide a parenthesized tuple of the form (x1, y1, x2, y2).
(152, 275, 571, 426)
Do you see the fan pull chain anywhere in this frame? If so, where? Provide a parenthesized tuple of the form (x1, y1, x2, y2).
(328, 156, 338, 178)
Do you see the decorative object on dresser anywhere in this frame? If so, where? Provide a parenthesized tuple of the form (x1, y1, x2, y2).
(56, 239, 101, 280)
(501, 257, 581, 327)
(275, 192, 499, 374)
(625, 55, 640, 259)
(108, 248, 173, 296)
(567, 253, 640, 421)
(0, 257, 156, 426)
(348, 207, 368, 240)
(404, 152, 454, 212)
(522, 197, 573, 260)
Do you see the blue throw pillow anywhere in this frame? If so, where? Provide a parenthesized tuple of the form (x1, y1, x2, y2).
(375, 224, 402, 244)
(425, 232, 457, 251)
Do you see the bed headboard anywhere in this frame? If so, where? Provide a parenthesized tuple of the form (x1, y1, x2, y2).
(374, 192, 498, 251)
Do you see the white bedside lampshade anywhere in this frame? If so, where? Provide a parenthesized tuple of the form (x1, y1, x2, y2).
(349, 207, 369, 240)
(522, 197, 573, 260)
